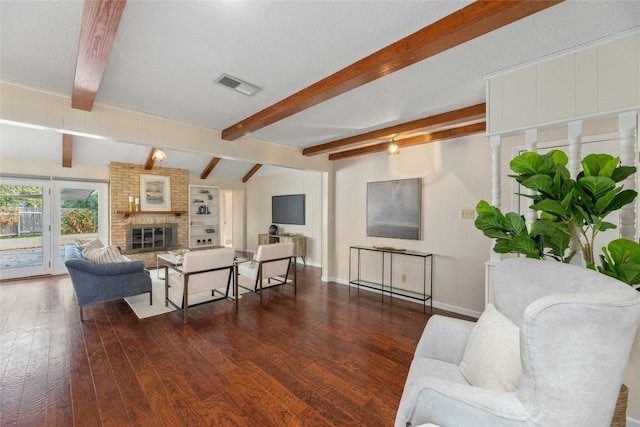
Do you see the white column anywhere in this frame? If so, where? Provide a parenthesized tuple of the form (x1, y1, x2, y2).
(567, 121, 583, 262)
(619, 111, 638, 240)
(490, 135, 502, 263)
(525, 129, 538, 227)
(490, 135, 502, 208)
(567, 120, 582, 179)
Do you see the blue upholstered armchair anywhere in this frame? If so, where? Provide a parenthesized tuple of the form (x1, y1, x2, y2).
(395, 258, 640, 427)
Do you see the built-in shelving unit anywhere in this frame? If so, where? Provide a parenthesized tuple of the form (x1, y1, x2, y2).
(188, 185, 220, 249)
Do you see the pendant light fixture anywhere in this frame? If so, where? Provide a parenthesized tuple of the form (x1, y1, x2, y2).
(152, 148, 168, 162)
(387, 137, 399, 155)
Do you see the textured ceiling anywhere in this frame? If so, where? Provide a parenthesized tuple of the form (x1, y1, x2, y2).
(1, 1, 639, 177)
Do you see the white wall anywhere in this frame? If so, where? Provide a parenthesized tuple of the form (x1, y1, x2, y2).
(244, 168, 323, 267)
(333, 133, 492, 316)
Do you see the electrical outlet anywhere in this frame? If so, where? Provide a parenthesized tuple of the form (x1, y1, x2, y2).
(401, 274, 407, 283)
(460, 209, 475, 220)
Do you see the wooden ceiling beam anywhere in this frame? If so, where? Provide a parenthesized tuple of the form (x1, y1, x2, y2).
(242, 164, 263, 183)
(200, 157, 221, 180)
(144, 147, 157, 170)
(62, 134, 73, 168)
(221, 0, 561, 141)
(328, 122, 486, 161)
(303, 103, 485, 156)
(71, 0, 127, 111)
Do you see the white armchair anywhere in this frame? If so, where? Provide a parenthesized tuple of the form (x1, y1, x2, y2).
(165, 247, 235, 324)
(395, 257, 640, 427)
(236, 242, 295, 306)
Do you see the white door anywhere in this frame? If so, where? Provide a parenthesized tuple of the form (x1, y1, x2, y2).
(52, 180, 109, 275)
(0, 178, 51, 279)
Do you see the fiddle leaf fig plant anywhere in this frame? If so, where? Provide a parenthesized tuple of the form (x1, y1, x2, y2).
(598, 239, 640, 285)
(475, 149, 639, 286)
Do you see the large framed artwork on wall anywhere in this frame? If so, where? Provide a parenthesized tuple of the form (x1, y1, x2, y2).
(367, 178, 421, 240)
(140, 174, 171, 211)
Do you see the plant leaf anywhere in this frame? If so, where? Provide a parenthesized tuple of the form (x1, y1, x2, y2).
(578, 176, 615, 197)
(508, 235, 542, 258)
(602, 190, 637, 214)
(581, 153, 615, 177)
(475, 200, 493, 215)
(547, 149, 568, 166)
(611, 165, 637, 183)
(510, 152, 543, 175)
(521, 174, 554, 194)
(505, 212, 526, 234)
(530, 199, 566, 217)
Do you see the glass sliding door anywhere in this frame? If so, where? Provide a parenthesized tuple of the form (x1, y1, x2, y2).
(0, 178, 51, 279)
(52, 181, 108, 275)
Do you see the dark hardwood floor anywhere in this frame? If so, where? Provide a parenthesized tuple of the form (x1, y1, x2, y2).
(0, 264, 472, 426)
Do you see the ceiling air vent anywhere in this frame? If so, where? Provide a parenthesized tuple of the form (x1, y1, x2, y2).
(215, 74, 261, 96)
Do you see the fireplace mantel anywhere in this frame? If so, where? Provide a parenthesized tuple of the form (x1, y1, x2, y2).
(115, 210, 187, 218)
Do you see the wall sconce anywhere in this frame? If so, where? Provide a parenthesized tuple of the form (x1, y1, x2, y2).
(152, 148, 168, 162)
(387, 137, 399, 155)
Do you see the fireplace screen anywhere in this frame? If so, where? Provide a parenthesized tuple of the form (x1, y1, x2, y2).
(126, 224, 177, 254)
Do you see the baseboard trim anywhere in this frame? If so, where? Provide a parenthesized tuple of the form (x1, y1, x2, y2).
(628, 416, 640, 427)
(330, 277, 481, 318)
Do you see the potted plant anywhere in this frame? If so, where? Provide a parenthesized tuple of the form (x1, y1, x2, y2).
(475, 149, 640, 286)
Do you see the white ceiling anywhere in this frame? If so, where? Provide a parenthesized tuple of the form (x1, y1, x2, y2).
(1, 1, 639, 178)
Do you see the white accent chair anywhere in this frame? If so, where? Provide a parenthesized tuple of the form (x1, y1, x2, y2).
(236, 242, 295, 306)
(165, 247, 235, 324)
(395, 257, 640, 427)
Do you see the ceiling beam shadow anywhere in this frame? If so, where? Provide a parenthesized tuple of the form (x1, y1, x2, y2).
(328, 122, 486, 160)
(303, 103, 485, 156)
(242, 164, 263, 183)
(201, 157, 221, 180)
(71, 0, 127, 111)
(221, 0, 561, 141)
(62, 134, 73, 168)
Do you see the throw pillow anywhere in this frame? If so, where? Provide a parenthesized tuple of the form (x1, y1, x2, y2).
(459, 303, 522, 392)
(77, 238, 104, 251)
(83, 245, 126, 263)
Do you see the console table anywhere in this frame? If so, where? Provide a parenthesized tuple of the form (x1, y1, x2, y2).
(258, 233, 306, 264)
(349, 245, 433, 310)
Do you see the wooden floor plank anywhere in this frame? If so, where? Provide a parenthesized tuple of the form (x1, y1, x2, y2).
(0, 265, 474, 426)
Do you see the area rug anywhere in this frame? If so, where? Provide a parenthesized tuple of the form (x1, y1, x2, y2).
(124, 274, 292, 319)
(124, 277, 176, 319)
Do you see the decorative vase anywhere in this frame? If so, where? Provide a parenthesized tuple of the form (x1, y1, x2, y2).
(269, 224, 278, 235)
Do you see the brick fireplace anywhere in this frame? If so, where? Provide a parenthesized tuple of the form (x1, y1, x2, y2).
(109, 162, 189, 266)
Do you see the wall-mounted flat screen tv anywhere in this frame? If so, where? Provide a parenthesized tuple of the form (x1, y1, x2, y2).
(272, 194, 305, 225)
(367, 178, 421, 240)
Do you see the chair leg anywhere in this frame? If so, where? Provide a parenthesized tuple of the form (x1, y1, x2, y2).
(80, 306, 84, 322)
(150, 287, 153, 305)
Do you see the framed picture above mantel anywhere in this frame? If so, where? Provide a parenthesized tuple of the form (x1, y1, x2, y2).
(140, 174, 171, 211)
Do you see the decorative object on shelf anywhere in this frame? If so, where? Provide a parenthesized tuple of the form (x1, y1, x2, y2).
(387, 136, 399, 155)
(205, 228, 215, 234)
(135, 197, 140, 212)
(140, 174, 171, 211)
(151, 147, 167, 162)
(197, 205, 210, 215)
(128, 196, 134, 212)
(269, 224, 278, 235)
